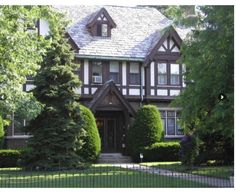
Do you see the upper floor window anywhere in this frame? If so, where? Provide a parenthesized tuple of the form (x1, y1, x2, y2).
(157, 63, 167, 85)
(92, 61, 102, 83)
(170, 64, 180, 85)
(129, 62, 140, 85)
(109, 61, 119, 83)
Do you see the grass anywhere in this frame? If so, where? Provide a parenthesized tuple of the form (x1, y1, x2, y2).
(0, 165, 211, 188)
(140, 162, 234, 179)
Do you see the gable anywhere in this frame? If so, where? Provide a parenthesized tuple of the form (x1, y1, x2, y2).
(158, 37, 180, 53)
(144, 26, 183, 66)
(89, 80, 136, 116)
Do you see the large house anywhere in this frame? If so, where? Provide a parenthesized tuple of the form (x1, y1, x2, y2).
(6, 5, 190, 152)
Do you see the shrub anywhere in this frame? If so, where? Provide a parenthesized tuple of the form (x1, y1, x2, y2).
(180, 135, 199, 167)
(133, 142, 180, 162)
(77, 105, 101, 163)
(128, 105, 164, 160)
(0, 116, 4, 148)
(0, 150, 21, 167)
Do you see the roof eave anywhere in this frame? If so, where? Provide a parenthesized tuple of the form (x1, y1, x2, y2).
(75, 54, 144, 62)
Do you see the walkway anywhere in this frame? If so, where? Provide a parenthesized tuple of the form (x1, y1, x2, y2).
(111, 164, 233, 188)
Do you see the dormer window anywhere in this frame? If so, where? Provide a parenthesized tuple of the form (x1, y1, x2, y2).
(101, 24, 108, 37)
(86, 8, 116, 37)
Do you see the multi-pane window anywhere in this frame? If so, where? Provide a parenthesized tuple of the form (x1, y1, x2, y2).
(129, 62, 140, 85)
(160, 110, 183, 136)
(170, 64, 180, 85)
(92, 61, 102, 83)
(157, 63, 167, 85)
(109, 61, 119, 83)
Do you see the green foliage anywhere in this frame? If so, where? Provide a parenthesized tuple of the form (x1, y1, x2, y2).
(140, 141, 180, 162)
(180, 135, 199, 167)
(22, 7, 84, 170)
(0, 150, 21, 167)
(77, 105, 101, 163)
(128, 105, 164, 160)
(174, 6, 234, 164)
(0, 6, 50, 117)
(0, 116, 4, 148)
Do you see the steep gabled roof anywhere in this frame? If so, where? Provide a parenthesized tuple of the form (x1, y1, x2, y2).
(54, 5, 190, 60)
(144, 26, 183, 65)
(89, 80, 136, 116)
(86, 7, 116, 28)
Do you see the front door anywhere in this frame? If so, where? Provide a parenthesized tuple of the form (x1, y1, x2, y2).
(96, 118, 116, 152)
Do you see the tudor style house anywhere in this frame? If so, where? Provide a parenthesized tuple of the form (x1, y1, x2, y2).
(6, 6, 190, 152)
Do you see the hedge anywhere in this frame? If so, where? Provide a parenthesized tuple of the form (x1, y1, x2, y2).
(0, 150, 21, 167)
(139, 142, 180, 162)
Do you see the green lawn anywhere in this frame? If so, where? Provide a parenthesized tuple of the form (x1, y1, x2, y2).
(0, 165, 210, 188)
(140, 162, 233, 179)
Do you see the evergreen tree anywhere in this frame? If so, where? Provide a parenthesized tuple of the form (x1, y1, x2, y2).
(174, 6, 234, 163)
(23, 8, 84, 170)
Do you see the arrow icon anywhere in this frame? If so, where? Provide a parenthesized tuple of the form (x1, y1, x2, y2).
(218, 93, 226, 101)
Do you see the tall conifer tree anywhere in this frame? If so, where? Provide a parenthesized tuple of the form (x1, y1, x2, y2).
(23, 8, 84, 170)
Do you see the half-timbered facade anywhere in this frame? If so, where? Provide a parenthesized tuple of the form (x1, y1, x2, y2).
(6, 5, 190, 152)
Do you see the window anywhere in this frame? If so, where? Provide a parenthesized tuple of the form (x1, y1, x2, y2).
(157, 63, 167, 85)
(96, 23, 108, 37)
(160, 110, 183, 136)
(101, 24, 108, 37)
(109, 61, 119, 83)
(129, 62, 140, 85)
(170, 64, 180, 85)
(92, 61, 102, 83)
(11, 113, 29, 136)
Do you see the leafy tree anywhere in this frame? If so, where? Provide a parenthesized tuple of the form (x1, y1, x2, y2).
(77, 105, 101, 163)
(0, 116, 4, 148)
(128, 105, 163, 161)
(174, 6, 234, 163)
(0, 6, 50, 120)
(22, 7, 84, 170)
(144, 5, 197, 26)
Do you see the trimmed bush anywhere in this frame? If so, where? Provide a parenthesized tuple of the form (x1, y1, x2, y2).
(0, 150, 21, 167)
(77, 105, 101, 163)
(139, 142, 180, 162)
(0, 116, 4, 148)
(128, 105, 164, 161)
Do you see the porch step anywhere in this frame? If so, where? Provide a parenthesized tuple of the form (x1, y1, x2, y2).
(98, 153, 132, 164)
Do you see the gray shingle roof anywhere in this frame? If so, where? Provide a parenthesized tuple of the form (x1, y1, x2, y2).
(54, 5, 190, 60)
